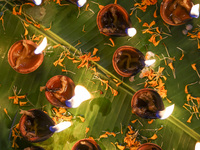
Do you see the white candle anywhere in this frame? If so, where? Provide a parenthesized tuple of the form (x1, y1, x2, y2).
(77, 0, 87, 7)
(126, 27, 137, 37)
(33, 0, 42, 5)
(195, 142, 200, 150)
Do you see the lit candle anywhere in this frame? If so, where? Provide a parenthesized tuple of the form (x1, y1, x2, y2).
(145, 51, 156, 67)
(8, 40, 44, 74)
(97, 4, 137, 37)
(65, 85, 92, 108)
(112, 46, 145, 77)
(160, 0, 194, 25)
(195, 142, 200, 150)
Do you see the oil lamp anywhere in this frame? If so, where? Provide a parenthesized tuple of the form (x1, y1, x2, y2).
(97, 4, 136, 37)
(45, 75, 75, 108)
(112, 46, 145, 77)
(72, 139, 101, 150)
(8, 38, 46, 74)
(160, 0, 199, 26)
(131, 88, 174, 119)
(137, 143, 162, 150)
(19, 109, 71, 142)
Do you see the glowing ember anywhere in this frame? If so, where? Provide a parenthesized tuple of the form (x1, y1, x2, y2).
(65, 85, 92, 108)
(33, 0, 42, 5)
(190, 4, 199, 18)
(126, 27, 137, 37)
(34, 37, 47, 54)
(49, 121, 72, 133)
(195, 142, 200, 150)
(157, 104, 175, 120)
(77, 0, 87, 7)
(145, 59, 156, 67)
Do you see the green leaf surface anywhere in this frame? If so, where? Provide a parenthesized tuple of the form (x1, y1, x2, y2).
(0, 0, 200, 150)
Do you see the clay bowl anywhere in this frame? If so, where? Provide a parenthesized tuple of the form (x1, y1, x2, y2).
(19, 109, 55, 143)
(72, 139, 101, 150)
(45, 75, 75, 108)
(131, 88, 164, 119)
(160, 0, 193, 26)
(137, 143, 162, 150)
(8, 40, 44, 74)
(97, 4, 132, 36)
(112, 46, 145, 77)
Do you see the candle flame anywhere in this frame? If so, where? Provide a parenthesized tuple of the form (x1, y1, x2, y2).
(190, 4, 199, 18)
(34, 37, 47, 54)
(195, 142, 200, 150)
(158, 104, 175, 120)
(145, 59, 156, 67)
(65, 85, 92, 108)
(49, 121, 72, 133)
(126, 28, 137, 37)
(33, 0, 42, 5)
(77, 0, 87, 7)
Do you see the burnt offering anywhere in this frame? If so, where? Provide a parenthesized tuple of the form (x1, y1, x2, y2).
(8, 40, 44, 74)
(45, 75, 75, 108)
(97, 4, 132, 36)
(72, 139, 101, 150)
(137, 143, 162, 150)
(112, 46, 145, 77)
(131, 88, 164, 119)
(160, 0, 193, 25)
(19, 109, 55, 143)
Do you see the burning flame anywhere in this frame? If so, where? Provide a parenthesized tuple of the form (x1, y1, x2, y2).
(126, 28, 137, 37)
(49, 121, 72, 133)
(65, 85, 92, 108)
(190, 4, 199, 18)
(145, 59, 156, 67)
(77, 0, 87, 7)
(195, 142, 200, 150)
(33, 0, 42, 5)
(34, 37, 47, 54)
(158, 104, 175, 120)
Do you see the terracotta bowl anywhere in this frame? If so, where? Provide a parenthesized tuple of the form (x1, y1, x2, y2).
(131, 88, 164, 119)
(160, 0, 193, 26)
(72, 139, 101, 150)
(97, 4, 132, 36)
(112, 46, 145, 77)
(137, 143, 162, 150)
(45, 75, 75, 108)
(19, 109, 55, 143)
(8, 40, 44, 74)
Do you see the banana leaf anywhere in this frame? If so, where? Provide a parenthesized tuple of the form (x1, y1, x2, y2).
(0, 0, 200, 149)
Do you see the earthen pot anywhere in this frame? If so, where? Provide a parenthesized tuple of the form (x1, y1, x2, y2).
(19, 109, 55, 143)
(160, 0, 193, 26)
(97, 4, 132, 36)
(137, 143, 162, 150)
(72, 139, 101, 150)
(112, 46, 145, 77)
(131, 88, 164, 119)
(8, 40, 44, 74)
(45, 75, 75, 108)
